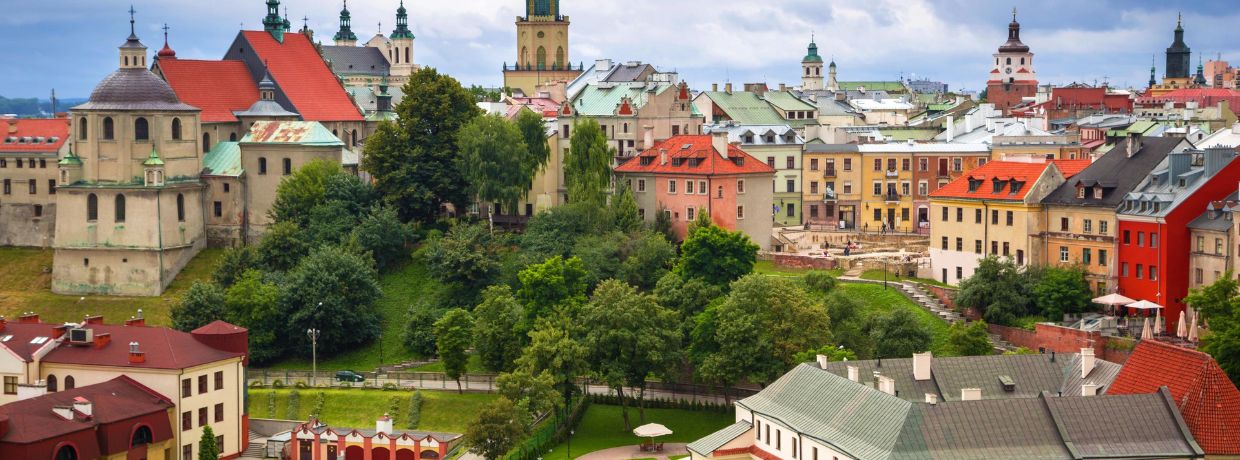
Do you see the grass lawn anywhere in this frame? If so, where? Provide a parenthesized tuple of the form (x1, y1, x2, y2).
(753, 260, 841, 278)
(412, 354, 486, 374)
(543, 405, 733, 459)
(248, 388, 497, 434)
(0, 247, 224, 325)
(839, 283, 953, 356)
(858, 269, 952, 288)
(264, 256, 431, 371)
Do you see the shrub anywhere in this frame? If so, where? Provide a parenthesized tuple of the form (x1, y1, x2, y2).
(271, 379, 285, 389)
(407, 390, 423, 429)
(310, 392, 326, 420)
(804, 270, 838, 294)
(388, 396, 402, 422)
(249, 381, 265, 388)
(382, 382, 399, 391)
(294, 381, 310, 389)
(266, 391, 276, 418)
(286, 390, 301, 420)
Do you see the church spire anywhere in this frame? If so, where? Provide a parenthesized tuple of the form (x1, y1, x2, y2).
(1149, 54, 1157, 88)
(263, 0, 285, 41)
(119, 6, 148, 69)
(1194, 54, 1208, 86)
(158, 23, 177, 59)
(333, 0, 358, 44)
(391, 0, 414, 39)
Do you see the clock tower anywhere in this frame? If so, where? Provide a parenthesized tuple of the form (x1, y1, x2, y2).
(986, 9, 1037, 115)
(502, 0, 582, 96)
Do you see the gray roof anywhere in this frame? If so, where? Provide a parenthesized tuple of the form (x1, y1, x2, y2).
(891, 397, 1073, 459)
(322, 46, 391, 76)
(1186, 191, 1238, 231)
(233, 100, 300, 118)
(804, 143, 860, 153)
(74, 68, 198, 112)
(604, 63, 657, 82)
(685, 421, 751, 456)
(1043, 137, 1184, 207)
(737, 364, 912, 460)
(704, 124, 803, 146)
(1042, 390, 1202, 459)
(1120, 147, 1239, 219)
(819, 353, 1122, 403)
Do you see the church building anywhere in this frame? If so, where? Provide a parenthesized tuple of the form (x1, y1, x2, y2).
(986, 10, 1037, 115)
(1147, 14, 1207, 97)
(322, 1, 418, 116)
(502, 0, 583, 96)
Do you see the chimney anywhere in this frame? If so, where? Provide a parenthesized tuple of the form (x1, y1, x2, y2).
(93, 333, 110, 349)
(17, 380, 47, 400)
(642, 125, 655, 150)
(779, 83, 787, 92)
(912, 352, 932, 381)
(52, 406, 74, 421)
(1126, 132, 1142, 157)
(659, 149, 668, 166)
(846, 365, 859, 383)
(376, 414, 394, 434)
(945, 116, 955, 143)
(1080, 348, 1095, 379)
(724, 83, 733, 94)
(18, 313, 39, 324)
(1081, 381, 1099, 396)
(925, 393, 938, 405)
(51, 324, 69, 340)
(72, 396, 92, 417)
(1203, 147, 1234, 177)
(125, 316, 145, 327)
(815, 354, 829, 369)
(712, 83, 718, 92)
(876, 375, 896, 395)
(594, 59, 612, 72)
(83, 315, 103, 325)
(834, 92, 845, 102)
(712, 130, 730, 159)
(128, 341, 146, 364)
(961, 388, 982, 401)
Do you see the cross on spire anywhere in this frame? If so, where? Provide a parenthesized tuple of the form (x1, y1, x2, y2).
(162, 23, 170, 42)
(303, 16, 309, 29)
(129, 5, 137, 35)
(1012, 7, 1017, 21)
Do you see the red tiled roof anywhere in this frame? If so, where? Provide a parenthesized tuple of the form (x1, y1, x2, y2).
(929, 159, 1090, 200)
(1138, 88, 1240, 108)
(191, 320, 248, 335)
(510, 97, 561, 117)
(42, 323, 242, 370)
(614, 135, 775, 176)
(0, 117, 68, 153)
(1108, 340, 1240, 454)
(241, 31, 364, 122)
(0, 322, 59, 361)
(159, 59, 259, 123)
(0, 375, 172, 444)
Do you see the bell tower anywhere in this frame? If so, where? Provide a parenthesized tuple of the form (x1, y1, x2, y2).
(389, 0, 415, 78)
(119, 7, 148, 69)
(333, 0, 358, 46)
(262, 0, 285, 42)
(503, 0, 580, 95)
(985, 8, 1037, 115)
(801, 36, 824, 91)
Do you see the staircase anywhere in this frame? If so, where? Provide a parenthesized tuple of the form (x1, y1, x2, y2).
(898, 281, 964, 324)
(240, 431, 266, 459)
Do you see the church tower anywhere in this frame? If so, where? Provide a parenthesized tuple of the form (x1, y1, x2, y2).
(801, 38, 824, 91)
(333, 0, 358, 46)
(503, 0, 581, 96)
(389, 0, 416, 78)
(1165, 13, 1191, 80)
(985, 9, 1037, 115)
(262, 0, 285, 42)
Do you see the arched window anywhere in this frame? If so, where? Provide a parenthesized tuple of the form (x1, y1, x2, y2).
(351, 130, 358, 146)
(333, 129, 338, 137)
(229, 132, 237, 142)
(134, 117, 149, 141)
(78, 118, 88, 140)
(176, 194, 185, 222)
(1020, 57, 1025, 65)
(131, 425, 154, 446)
(259, 157, 268, 175)
(1005, 57, 1011, 65)
(86, 194, 98, 221)
(171, 118, 182, 140)
(103, 117, 115, 140)
(55, 445, 78, 460)
(203, 133, 211, 153)
(64, 375, 75, 390)
(114, 194, 126, 222)
(47, 374, 57, 392)
(536, 46, 546, 70)
(405, 47, 410, 65)
(555, 47, 564, 69)
(282, 158, 292, 175)
(521, 47, 528, 66)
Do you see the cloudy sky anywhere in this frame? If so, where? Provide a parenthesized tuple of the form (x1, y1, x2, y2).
(3, 0, 1238, 99)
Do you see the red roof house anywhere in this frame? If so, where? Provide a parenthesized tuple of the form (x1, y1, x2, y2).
(1108, 340, 1240, 455)
(0, 117, 69, 153)
(157, 59, 260, 123)
(225, 31, 363, 122)
(929, 159, 1091, 201)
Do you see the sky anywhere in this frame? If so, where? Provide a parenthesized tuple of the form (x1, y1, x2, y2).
(2, 0, 1239, 99)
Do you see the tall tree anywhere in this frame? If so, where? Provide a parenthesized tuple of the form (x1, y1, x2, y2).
(212, 245, 259, 288)
(515, 109, 552, 189)
(257, 221, 310, 272)
(434, 308, 475, 393)
(1186, 273, 1240, 383)
(425, 223, 503, 304)
(349, 204, 414, 270)
(516, 315, 587, 405)
(456, 114, 532, 213)
(283, 245, 383, 356)
(580, 280, 681, 428)
(473, 286, 526, 373)
(517, 256, 589, 324)
(198, 425, 220, 460)
(868, 309, 933, 359)
(171, 281, 226, 332)
(465, 397, 529, 460)
(611, 183, 641, 233)
(363, 67, 481, 222)
(1032, 266, 1093, 320)
(564, 118, 614, 205)
(677, 221, 759, 287)
(269, 159, 349, 225)
(948, 321, 994, 356)
(956, 256, 1034, 326)
(224, 270, 284, 363)
(495, 369, 561, 423)
(619, 232, 677, 291)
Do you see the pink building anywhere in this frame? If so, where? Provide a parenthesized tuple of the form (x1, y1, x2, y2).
(615, 133, 775, 249)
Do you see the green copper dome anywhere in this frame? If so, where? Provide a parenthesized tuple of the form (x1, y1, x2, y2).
(143, 147, 165, 166)
(803, 41, 823, 64)
(390, 0, 414, 39)
(59, 147, 83, 166)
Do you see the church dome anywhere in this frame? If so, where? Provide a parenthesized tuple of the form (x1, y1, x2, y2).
(76, 68, 197, 111)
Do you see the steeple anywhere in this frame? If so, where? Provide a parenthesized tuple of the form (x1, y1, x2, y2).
(263, 0, 285, 41)
(300, 15, 314, 41)
(333, 0, 358, 45)
(1165, 12, 1191, 79)
(1194, 54, 1208, 86)
(157, 23, 177, 59)
(999, 8, 1030, 53)
(827, 59, 839, 92)
(391, 0, 414, 39)
(1149, 55, 1157, 89)
(802, 34, 823, 64)
(801, 34, 824, 91)
(119, 6, 148, 69)
(283, 7, 292, 32)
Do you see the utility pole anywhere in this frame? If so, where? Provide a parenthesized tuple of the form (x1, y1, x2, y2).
(307, 328, 321, 386)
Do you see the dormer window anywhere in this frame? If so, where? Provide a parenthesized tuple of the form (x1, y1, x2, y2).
(992, 179, 1005, 193)
(765, 134, 776, 143)
(672, 158, 684, 167)
(1093, 187, 1103, 199)
(1077, 186, 1085, 199)
(967, 178, 982, 192)
(639, 157, 652, 166)
(1010, 180, 1025, 195)
(743, 134, 754, 144)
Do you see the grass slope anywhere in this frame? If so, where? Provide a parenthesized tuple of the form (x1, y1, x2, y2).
(753, 260, 841, 278)
(544, 405, 733, 459)
(0, 247, 223, 325)
(858, 269, 951, 288)
(839, 283, 953, 356)
(248, 388, 496, 433)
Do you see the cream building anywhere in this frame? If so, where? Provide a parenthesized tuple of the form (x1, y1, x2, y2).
(503, 0, 583, 96)
(1188, 195, 1236, 289)
(0, 117, 68, 247)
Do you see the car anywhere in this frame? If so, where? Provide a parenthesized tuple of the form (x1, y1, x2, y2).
(335, 370, 365, 383)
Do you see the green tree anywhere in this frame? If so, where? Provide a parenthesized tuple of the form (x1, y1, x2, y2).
(224, 270, 284, 363)
(473, 286, 526, 373)
(516, 315, 587, 404)
(363, 67, 481, 222)
(868, 309, 933, 359)
(257, 221, 310, 272)
(653, 205, 674, 242)
(619, 232, 677, 291)
(465, 397, 529, 460)
(495, 369, 561, 423)
(573, 232, 625, 289)
(1186, 273, 1240, 383)
(269, 159, 349, 225)
(823, 292, 873, 359)
(457, 114, 532, 213)
(284, 245, 383, 356)
(171, 282, 227, 332)
(350, 205, 414, 270)
(956, 256, 1034, 326)
(303, 200, 359, 247)
(198, 425, 220, 460)
(611, 183, 641, 233)
(804, 271, 838, 294)
(677, 222, 759, 287)
(425, 223, 502, 304)
(694, 274, 831, 388)
(212, 245, 259, 288)
(793, 345, 858, 364)
(519, 202, 606, 260)
(564, 118, 614, 205)
(402, 300, 443, 357)
(434, 308, 475, 393)
(580, 280, 681, 428)
(656, 272, 725, 320)
(1032, 266, 1093, 320)
(948, 321, 994, 356)
(517, 256, 589, 324)
(515, 109, 552, 189)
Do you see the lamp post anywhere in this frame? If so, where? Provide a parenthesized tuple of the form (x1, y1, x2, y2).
(883, 258, 889, 290)
(307, 328, 320, 386)
(567, 429, 574, 460)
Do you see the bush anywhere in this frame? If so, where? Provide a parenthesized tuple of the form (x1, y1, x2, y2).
(388, 396, 402, 424)
(271, 380, 285, 389)
(311, 392, 326, 420)
(266, 391, 277, 418)
(249, 381, 265, 388)
(804, 270, 838, 294)
(408, 390, 424, 429)
(382, 382, 399, 391)
(294, 381, 310, 389)
(286, 390, 301, 420)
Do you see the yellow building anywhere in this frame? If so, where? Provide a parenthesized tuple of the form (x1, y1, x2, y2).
(803, 144, 862, 229)
(857, 143, 990, 233)
(929, 159, 1089, 285)
(502, 0, 582, 96)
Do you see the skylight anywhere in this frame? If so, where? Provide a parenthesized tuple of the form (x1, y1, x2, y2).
(0, 335, 12, 342)
(30, 336, 49, 345)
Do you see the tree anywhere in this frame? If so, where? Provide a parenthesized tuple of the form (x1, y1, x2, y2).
(425, 223, 502, 304)
(948, 321, 994, 356)
(434, 308, 475, 393)
(303, 200, 360, 247)
(283, 245, 383, 356)
(653, 205, 674, 242)
(611, 183, 641, 233)
(257, 221, 310, 272)
(1186, 273, 1240, 383)
(694, 274, 831, 388)
(402, 300, 443, 358)
(269, 159, 349, 225)
(171, 282, 226, 332)
(517, 256, 589, 324)
(212, 245, 259, 288)
(350, 204, 414, 270)
(656, 272, 725, 320)
(564, 118, 614, 205)
(520, 202, 609, 260)
(465, 397, 529, 460)
(677, 222, 758, 287)
(956, 256, 1034, 326)
(580, 280, 681, 428)
(473, 286, 526, 373)
(619, 232, 677, 291)
(198, 425, 220, 460)
(1032, 266, 1093, 320)
(804, 271, 838, 294)
(516, 315, 587, 404)
(224, 270, 284, 363)
(457, 114, 532, 213)
(515, 109, 552, 190)
(868, 309, 933, 359)
(572, 232, 625, 289)
(793, 345, 858, 364)
(823, 292, 873, 359)
(495, 369, 561, 422)
(363, 67, 481, 222)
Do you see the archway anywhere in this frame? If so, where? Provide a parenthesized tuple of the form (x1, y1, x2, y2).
(345, 445, 365, 460)
(395, 449, 416, 460)
(420, 450, 440, 459)
(54, 445, 78, 460)
(373, 447, 391, 460)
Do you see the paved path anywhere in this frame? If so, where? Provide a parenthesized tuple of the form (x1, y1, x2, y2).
(576, 443, 688, 460)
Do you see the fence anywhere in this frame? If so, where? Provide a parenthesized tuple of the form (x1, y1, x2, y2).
(503, 397, 589, 460)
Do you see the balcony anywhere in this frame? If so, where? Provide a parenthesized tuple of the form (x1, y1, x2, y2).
(824, 168, 837, 178)
(885, 169, 899, 178)
(884, 193, 901, 203)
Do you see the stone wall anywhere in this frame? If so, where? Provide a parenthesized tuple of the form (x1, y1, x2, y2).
(987, 322, 1137, 364)
(0, 203, 55, 247)
(770, 253, 838, 270)
(926, 285, 957, 310)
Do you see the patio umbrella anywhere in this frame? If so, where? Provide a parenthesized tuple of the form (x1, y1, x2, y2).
(1141, 317, 1153, 340)
(1188, 313, 1200, 342)
(1176, 311, 1187, 338)
(1155, 308, 1162, 336)
(633, 423, 673, 438)
(1093, 293, 1136, 313)
(1125, 300, 1164, 311)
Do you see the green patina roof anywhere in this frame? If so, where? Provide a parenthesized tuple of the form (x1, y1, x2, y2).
(701, 91, 787, 125)
(241, 121, 344, 146)
(686, 421, 751, 456)
(366, 111, 399, 122)
(202, 141, 243, 177)
(142, 147, 164, 166)
(839, 81, 907, 92)
(58, 147, 83, 166)
(570, 83, 673, 117)
(764, 90, 816, 112)
(803, 42, 823, 63)
(1126, 120, 1158, 134)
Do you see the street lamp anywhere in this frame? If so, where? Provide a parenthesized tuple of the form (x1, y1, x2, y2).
(567, 430, 574, 460)
(307, 328, 320, 386)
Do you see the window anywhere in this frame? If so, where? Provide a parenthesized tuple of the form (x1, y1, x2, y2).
(843, 182, 852, 194)
(198, 407, 207, 427)
(132, 425, 154, 446)
(1003, 242, 1010, 256)
(637, 179, 646, 192)
(1196, 268, 1204, 284)
(2, 376, 15, 395)
(176, 194, 185, 222)
(182, 411, 192, 431)
(203, 132, 211, 153)
(1060, 217, 1069, 232)
(787, 204, 795, 217)
(873, 182, 882, 196)
(810, 158, 819, 170)
(102, 117, 114, 140)
(975, 209, 982, 223)
(737, 206, 744, 219)
(975, 240, 982, 254)
(182, 378, 191, 397)
(215, 403, 225, 422)
(776, 429, 781, 450)
(114, 194, 125, 222)
(1082, 248, 1092, 265)
(47, 375, 57, 392)
(171, 118, 183, 140)
(919, 158, 929, 171)
(737, 180, 746, 194)
(134, 117, 149, 141)
(683, 180, 693, 194)
(918, 181, 928, 196)
(49, 179, 56, 194)
(1217, 238, 1224, 255)
(1, 179, 7, 195)
(216, 436, 224, 454)
(956, 207, 963, 222)
(941, 237, 948, 250)
(787, 179, 795, 193)
(941, 206, 948, 221)
(873, 158, 882, 171)
(991, 210, 998, 225)
(1083, 219, 1092, 233)
(767, 156, 776, 167)
(668, 180, 677, 194)
(786, 157, 795, 169)
(1100, 221, 1108, 234)
(875, 209, 883, 222)
(215, 371, 224, 390)
(901, 182, 910, 196)
(78, 117, 88, 139)
(953, 158, 962, 171)
(687, 207, 695, 221)
(282, 158, 292, 176)
(65, 376, 74, 389)
(810, 182, 819, 194)
(1136, 264, 1144, 279)
(198, 375, 207, 394)
(843, 158, 852, 171)
(258, 157, 267, 175)
(991, 241, 998, 254)
(956, 266, 963, 279)
(1099, 249, 1108, 266)
(699, 181, 707, 195)
(1137, 232, 1144, 247)
(184, 445, 193, 459)
(1198, 236, 1206, 252)
(955, 237, 963, 251)
(1005, 211, 1013, 226)
(1123, 230, 1130, 244)
(87, 193, 98, 221)
(1060, 246, 1069, 262)
(1150, 232, 1158, 248)
(213, 202, 222, 217)
(1121, 262, 1129, 277)
(1150, 266, 1158, 281)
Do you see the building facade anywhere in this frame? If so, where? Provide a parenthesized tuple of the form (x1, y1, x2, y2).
(705, 124, 804, 227)
(859, 143, 991, 234)
(986, 11, 1037, 115)
(0, 117, 68, 247)
(562, 76, 702, 158)
(503, 0, 583, 95)
(802, 144, 861, 230)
